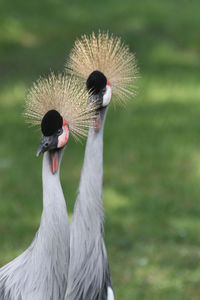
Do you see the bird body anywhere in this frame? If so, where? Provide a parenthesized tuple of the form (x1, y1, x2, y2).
(0, 150, 69, 300)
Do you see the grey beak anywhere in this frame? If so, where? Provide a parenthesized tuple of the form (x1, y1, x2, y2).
(36, 143, 44, 157)
(36, 135, 57, 157)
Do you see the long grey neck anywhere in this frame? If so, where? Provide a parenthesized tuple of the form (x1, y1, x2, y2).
(42, 150, 64, 211)
(34, 149, 70, 261)
(66, 108, 109, 300)
(0, 149, 70, 300)
(33, 149, 70, 299)
(76, 107, 108, 227)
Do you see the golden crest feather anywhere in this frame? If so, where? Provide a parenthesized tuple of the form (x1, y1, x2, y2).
(24, 73, 96, 140)
(66, 31, 138, 104)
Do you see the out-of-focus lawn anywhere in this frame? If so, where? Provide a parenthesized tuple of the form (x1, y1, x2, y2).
(0, 0, 200, 299)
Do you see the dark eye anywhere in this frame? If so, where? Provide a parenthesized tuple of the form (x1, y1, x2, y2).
(102, 87, 106, 94)
(57, 128, 62, 135)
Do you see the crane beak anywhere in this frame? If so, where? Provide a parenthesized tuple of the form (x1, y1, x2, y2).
(36, 144, 43, 157)
(36, 135, 57, 157)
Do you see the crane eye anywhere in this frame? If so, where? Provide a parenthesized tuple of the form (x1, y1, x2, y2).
(57, 128, 62, 135)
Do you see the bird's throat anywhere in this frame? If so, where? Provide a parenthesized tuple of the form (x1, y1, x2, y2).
(50, 150, 59, 174)
(94, 113, 102, 132)
(93, 107, 107, 132)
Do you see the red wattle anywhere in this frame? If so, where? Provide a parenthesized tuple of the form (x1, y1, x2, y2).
(50, 151, 59, 174)
(94, 114, 102, 131)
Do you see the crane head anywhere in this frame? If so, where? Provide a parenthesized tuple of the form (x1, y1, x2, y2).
(36, 110, 69, 174)
(86, 70, 112, 131)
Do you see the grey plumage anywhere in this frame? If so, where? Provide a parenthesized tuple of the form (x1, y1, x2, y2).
(65, 107, 114, 300)
(65, 32, 137, 298)
(64, 30, 138, 300)
(0, 150, 69, 300)
(0, 73, 96, 300)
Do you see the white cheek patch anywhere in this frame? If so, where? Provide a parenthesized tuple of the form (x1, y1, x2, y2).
(57, 125, 69, 148)
(103, 85, 112, 107)
(107, 286, 114, 300)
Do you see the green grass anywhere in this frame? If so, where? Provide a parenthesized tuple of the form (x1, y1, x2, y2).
(0, 0, 200, 299)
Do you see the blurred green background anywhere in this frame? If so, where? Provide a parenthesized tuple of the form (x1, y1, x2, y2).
(0, 0, 200, 299)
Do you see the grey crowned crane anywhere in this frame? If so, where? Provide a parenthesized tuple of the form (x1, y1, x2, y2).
(65, 32, 138, 300)
(0, 74, 95, 300)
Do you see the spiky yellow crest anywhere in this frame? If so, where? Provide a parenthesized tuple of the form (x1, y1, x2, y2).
(66, 31, 138, 104)
(24, 73, 96, 140)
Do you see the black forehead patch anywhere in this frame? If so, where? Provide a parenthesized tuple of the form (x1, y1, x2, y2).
(86, 70, 107, 94)
(41, 110, 62, 136)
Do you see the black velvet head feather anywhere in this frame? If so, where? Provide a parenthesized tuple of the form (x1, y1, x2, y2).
(41, 110, 62, 136)
(86, 71, 107, 94)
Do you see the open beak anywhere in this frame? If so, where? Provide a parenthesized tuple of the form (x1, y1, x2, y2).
(37, 135, 59, 175)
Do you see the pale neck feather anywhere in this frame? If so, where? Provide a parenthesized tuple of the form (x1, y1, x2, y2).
(75, 108, 108, 225)
(38, 149, 70, 249)
(41, 150, 67, 218)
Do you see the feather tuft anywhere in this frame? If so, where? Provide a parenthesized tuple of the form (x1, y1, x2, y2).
(24, 73, 96, 141)
(66, 31, 138, 105)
